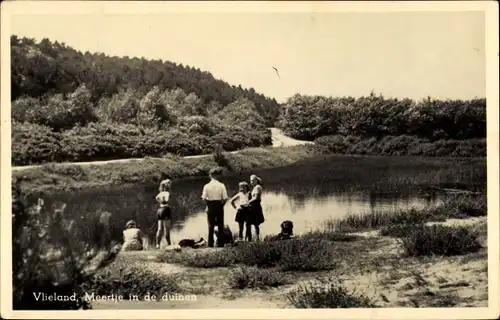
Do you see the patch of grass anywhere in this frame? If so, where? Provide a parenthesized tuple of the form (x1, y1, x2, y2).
(231, 242, 282, 268)
(435, 195, 487, 218)
(83, 262, 180, 300)
(410, 290, 461, 308)
(157, 233, 340, 271)
(14, 145, 315, 196)
(427, 293, 462, 307)
(329, 208, 437, 233)
(271, 239, 338, 271)
(232, 236, 338, 271)
(329, 195, 486, 233)
(401, 225, 482, 257)
(380, 223, 425, 238)
(157, 249, 236, 268)
(295, 230, 361, 242)
(227, 266, 288, 289)
(287, 279, 377, 308)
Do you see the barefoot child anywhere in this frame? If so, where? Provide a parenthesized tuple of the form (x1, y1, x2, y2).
(230, 182, 251, 241)
(155, 179, 173, 248)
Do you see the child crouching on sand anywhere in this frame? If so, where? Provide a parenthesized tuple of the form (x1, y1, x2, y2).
(122, 220, 144, 251)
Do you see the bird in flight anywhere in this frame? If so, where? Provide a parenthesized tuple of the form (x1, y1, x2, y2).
(272, 66, 280, 79)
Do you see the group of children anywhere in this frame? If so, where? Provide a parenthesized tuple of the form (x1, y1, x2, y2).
(122, 172, 277, 251)
(230, 179, 265, 242)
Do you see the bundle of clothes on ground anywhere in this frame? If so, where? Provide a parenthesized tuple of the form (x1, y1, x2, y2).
(121, 219, 295, 251)
(176, 220, 295, 249)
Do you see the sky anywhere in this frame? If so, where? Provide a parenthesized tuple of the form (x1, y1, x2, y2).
(9, 9, 486, 102)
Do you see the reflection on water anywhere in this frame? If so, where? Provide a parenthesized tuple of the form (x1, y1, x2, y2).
(168, 190, 444, 242)
(39, 159, 449, 246)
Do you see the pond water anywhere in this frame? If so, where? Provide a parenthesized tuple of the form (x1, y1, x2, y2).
(168, 190, 443, 241)
(41, 155, 460, 247)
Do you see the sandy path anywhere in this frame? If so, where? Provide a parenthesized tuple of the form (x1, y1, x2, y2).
(12, 128, 312, 172)
(91, 250, 289, 310)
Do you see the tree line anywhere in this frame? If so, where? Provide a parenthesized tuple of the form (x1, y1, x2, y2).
(12, 84, 272, 165)
(277, 93, 486, 141)
(11, 36, 278, 165)
(277, 93, 486, 158)
(11, 35, 280, 125)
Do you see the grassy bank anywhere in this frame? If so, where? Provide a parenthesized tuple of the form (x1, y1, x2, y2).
(13, 145, 315, 196)
(328, 195, 487, 233)
(14, 144, 487, 198)
(91, 197, 487, 309)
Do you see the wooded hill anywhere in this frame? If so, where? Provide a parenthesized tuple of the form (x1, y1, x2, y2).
(11, 35, 280, 125)
(11, 35, 277, 165)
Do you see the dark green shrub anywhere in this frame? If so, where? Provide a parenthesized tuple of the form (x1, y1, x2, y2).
(232, 242, 282, 268)
(20, 86, 98, 131)
(401, 225, 482, 256)
(314, 134, 486, 158)
(12, 122, 63, 165)
(158, 235, 338, 271)
(232, 238, 337, 271)
(314, 135, 348, 154)
(287, 279, 377, 308)
(428, 195, 487, 219)
(378, 135, 430, 156)
(11, 96, 42, 123)
(227, 266, 288, 289)
(12, 121, 272, 165)
(213, 146, 231, 170)
(12, 180, 119, 310)
(96, 89, 142, 123)
(83, 264, 179, 300)
(275, 238, 337, 271)
(157, 250, 235, 268)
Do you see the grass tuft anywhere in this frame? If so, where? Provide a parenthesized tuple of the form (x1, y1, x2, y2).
(287, 279, 377, 308)
(227, 266, 288, 289)
(401, 225, 482, 257)
(83, 262, 180, 300)
(157, 249, 235, 268)
(329, 195, 486, 233)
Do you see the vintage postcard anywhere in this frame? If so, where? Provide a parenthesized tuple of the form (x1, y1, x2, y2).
(1, 1, 499, 319)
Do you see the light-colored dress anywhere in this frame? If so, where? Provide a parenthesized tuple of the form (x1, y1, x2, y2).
(122, 228, 143, 251)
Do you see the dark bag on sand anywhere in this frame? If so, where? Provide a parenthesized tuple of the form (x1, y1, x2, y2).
(215, 226, 234, 246)
(179, 238, 205, 248)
